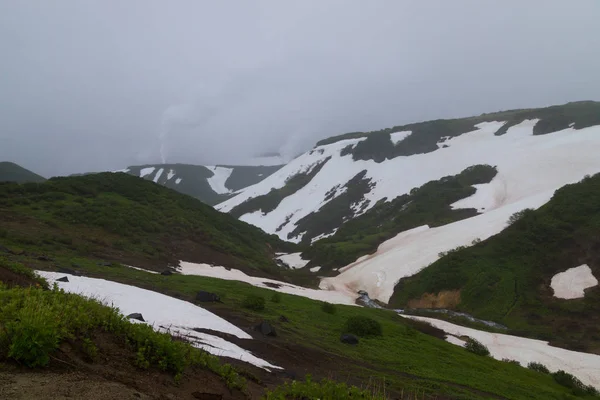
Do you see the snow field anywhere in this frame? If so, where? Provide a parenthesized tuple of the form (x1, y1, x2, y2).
(275, 252, 309, 269)
(206, 166, 234, 194)
(36, 271, 281, 370)
(551, 264, 598, 299)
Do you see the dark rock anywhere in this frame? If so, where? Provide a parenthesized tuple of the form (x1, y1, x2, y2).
(279, 315, 289, 323)
(192, 393, 222, 400)
(0, 245, 10, 253)
(195, 291, 221, 302)
(37, 255, 53, 262)
(160, 269, 173, 276)
(262, 281, 281, 289)
(56, 276, 69, 283)
(340, 333, 359, 345)
(127, 313, 145, 322)
(97, 261, 112, 267)
(254, 321, 277, 337)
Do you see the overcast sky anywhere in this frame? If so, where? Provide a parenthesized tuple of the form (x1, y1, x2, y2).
(1, 0, 599, 177)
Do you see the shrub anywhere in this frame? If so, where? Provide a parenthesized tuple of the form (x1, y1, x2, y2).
(270, 292, 282, 303)
(464, 338, 490, 356)
(551, 370, 598, 396)
(344, 316, 382, 337)
(265, 375, 387, 400)
(242, 294, 266, 311)
(507, 209, 532, 226)
(321, 302, 337, 315)
(527, 362, 550, 374)
(502, 358, 520, 366)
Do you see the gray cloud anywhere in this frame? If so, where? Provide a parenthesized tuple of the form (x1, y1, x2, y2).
(1, 0, 599, 177)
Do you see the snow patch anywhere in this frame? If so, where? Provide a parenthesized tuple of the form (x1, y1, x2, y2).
(124, 265, 159, 274)
(310, 266, 321, 272)
(206, 166, 234, 194)
(404, 315, 600, 390)
(445, 335, 466, 346)
(153, 168, 164, 183)
(276, 252, 309, 269)
(167, 169, 176, 181)
(140, 167, 155, 178)
(390, 131, 412, 145)
(177, 262, 357, 305)
(551, 264, 598, 299)
(175, 178, 182, 185)
(36, 271, 280, 370)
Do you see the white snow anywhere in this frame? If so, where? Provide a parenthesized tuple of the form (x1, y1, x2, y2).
(310, 266, 321, 273)
(276, 252, 310, 269)
(550, 264, 598, 299)
(320, 191, 555, 303)
(175, 178, 182, 185)
(167, 169, 176, 181)
(153, 168, 164, 183)
(36, 271, 281, 370)
(404, 315, 600, 390)
(140, 167, 155, 178)
(217, 121, 600, 245)
(390, 130, 412, 145)
(124, 265, 159, 274)
(177, 261, 357, 305)
(445, 335, 466, 347)
(112, 168, 130, 173)
(206, 166, 234, 194)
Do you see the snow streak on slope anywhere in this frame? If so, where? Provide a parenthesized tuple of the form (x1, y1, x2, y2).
(390, 131, 412, 145)
(37, 271, 281, 370)
(177, 261, 356, 305)
(551, 264, 598, 299)
(321, 122, 600, 303)
(206, 166, 234, 194)
(275, 252, 310, 269)
(405, 315, 600, 390)
(218, 121, 600, 243)
(140, 167, 155, 178)
(153, 168, 164, 183)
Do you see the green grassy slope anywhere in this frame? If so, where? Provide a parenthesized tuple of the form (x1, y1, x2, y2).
(8, 255, 594, 400)
(0, 162, 46, 183)
(0, 173, 296, 276)
(390, 173, 600, 353)
(301, 165, 497, 270)
(315, 101, 600, 163)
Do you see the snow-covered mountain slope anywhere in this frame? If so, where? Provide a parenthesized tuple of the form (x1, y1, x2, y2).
(115, 163, 282, 205)
(217, 101, 600, 248)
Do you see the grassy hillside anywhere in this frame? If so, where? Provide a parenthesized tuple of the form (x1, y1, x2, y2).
(4, 255, 594, 400)
(302, 165, 497, 270)
(0, 173, 296, 276)
(0, 161, 46, 183)
(124, 163, 282, 206)
(315, 101, 600, 162)
(390, 173, 600, 354)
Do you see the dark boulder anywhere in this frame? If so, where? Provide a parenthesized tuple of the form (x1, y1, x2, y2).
(56, 276, 69, 282)
(196, 291, 221, 302)
(340, 333, 359, 345)
(0, 245, 10, 253)
(160, 269, 173, 276)
(279, 315, 289, 323)
(254, 321, 277, 337)
(127, 313, 145, 322)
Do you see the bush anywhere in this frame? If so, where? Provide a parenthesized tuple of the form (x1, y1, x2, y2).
(265, 375, 387, 400)
(344, 316, 382, 337)
(270, 292, 282, 303)
(464, 338, 490, 356)
(507, 209, 532, 226)
(242, 294, 266, 311)
(502, 358, 520, 366)
(551, 370, 598, 396)
(527, 362, 550, 374)
(321, 302, 337, 315)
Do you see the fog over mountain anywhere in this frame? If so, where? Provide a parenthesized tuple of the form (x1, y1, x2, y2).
(1, 0, 599, 177)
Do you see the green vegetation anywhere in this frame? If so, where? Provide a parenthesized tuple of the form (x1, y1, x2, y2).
(264, 376, 386, 400)
(0, 161, 46, 183)
(390, 173, 600, 353)
(552, 371, 599, 396)
(312, 101, 600, 163)
(464, 338, 490, 357)
(0, 173, 295, 275)
(242, 294, 266, 311)
(4, 256, 593, 399)
(344, 316, 383, 338)
(303, 165, 497, 270)
(321, 302, 337, 315)
(271, 292, 282, 303)
(230, 158, 330, 218)
(0, 276, 244, 389)
(528, 362, 550, 374)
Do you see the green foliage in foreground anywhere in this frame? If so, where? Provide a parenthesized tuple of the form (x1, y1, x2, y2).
(264, 375, 387, 400)
(344, 316, 383, 338)
(304, 164, 497, 269)
(242, 294, 266, 311)
(32, 259, 586, 400)
(464, 338, 490, 357)
(390, 173, 600, 352)
(0, 281, 245, 389)
(0, 172, 295, 274)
